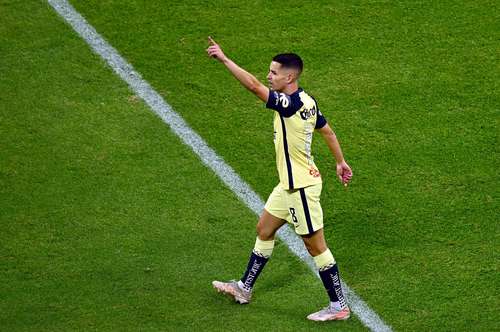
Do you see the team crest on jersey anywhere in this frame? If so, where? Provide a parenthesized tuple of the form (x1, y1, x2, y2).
(300, 105, 317, 120)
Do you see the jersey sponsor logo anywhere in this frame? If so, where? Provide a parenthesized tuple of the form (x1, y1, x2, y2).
(300, 105, 317, 120)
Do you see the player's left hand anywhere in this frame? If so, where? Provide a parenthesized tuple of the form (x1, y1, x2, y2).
(336, 161, 352, 186)
(206, 36, 226, 62)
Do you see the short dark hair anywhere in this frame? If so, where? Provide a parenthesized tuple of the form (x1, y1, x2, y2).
(272, 53, 303, 74)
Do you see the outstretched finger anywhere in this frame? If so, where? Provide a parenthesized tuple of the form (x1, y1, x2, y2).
(208, 36, 217, 45)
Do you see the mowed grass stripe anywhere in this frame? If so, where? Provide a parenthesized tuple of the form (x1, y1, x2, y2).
(0, 1, 368, 331)
(47, 1, 391, 331)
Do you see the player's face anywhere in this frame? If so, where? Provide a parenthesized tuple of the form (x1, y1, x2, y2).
(267, 61, 293, 92)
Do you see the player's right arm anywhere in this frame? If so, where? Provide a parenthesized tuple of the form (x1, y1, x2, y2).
(207, 37, 269, 102)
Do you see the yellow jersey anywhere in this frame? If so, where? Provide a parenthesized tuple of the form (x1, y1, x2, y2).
(266, 88, 327, 190)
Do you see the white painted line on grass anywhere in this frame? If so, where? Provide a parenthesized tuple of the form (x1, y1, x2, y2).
(47, 1, 392, 331)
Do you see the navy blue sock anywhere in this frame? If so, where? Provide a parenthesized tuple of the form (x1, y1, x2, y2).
(319, 263, 347, 308)
(240, 251, 269, 292)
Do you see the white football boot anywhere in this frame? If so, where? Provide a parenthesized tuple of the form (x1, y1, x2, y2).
(212, 280, 251, 304)
(307, 305, 351, 321)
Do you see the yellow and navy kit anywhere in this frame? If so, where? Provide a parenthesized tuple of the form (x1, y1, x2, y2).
(266, 88, 327, 190)
(265, 182, 324, 235)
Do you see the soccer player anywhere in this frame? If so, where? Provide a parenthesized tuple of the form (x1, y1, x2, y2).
(207, 37, 353, 322)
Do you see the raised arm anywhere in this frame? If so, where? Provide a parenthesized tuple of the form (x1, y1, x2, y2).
(317, 123, 353, 186)
(206, 37, 269, 102)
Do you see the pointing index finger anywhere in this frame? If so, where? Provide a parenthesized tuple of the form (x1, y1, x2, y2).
(208, 36, 217, 45)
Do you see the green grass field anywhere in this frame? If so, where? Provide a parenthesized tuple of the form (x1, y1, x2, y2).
(1, 0, 499, 331)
